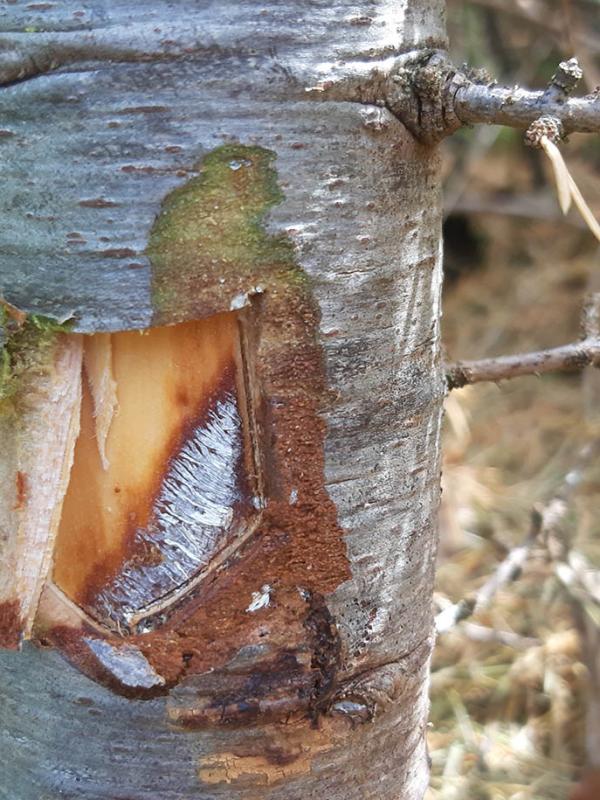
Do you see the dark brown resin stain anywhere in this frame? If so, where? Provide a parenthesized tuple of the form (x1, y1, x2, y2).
(14, 470, 27, 510)
(166, 590, 341, 727)
(0, 599, 23, 649)
(78, 198, 121, 208)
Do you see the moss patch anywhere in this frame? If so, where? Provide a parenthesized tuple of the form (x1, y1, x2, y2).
(0, 307, 72, 411)
(147, 144, 307, 325)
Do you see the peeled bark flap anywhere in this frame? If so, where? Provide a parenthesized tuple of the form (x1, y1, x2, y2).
(0, 2, 447, 799)
(0, 331, 82, 646)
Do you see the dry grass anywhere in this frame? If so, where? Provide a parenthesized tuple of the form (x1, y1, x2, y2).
(429, 2, 600, 793)
(428, 137, 600, 798)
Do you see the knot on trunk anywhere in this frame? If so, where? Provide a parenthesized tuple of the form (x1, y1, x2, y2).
(384, 50, 470, 145)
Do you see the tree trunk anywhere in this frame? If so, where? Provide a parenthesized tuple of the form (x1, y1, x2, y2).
(0, 2, 446, 798)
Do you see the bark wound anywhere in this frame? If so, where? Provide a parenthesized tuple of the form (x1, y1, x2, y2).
(198, 717, 341, 786)
(53, 313, 256, 632)
(36, 145, 349, 722)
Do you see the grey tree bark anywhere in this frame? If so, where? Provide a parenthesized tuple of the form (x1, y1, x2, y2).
(0, 2, 447, 798)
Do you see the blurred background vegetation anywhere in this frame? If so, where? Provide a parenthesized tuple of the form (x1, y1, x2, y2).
(428, 1, 600, 798)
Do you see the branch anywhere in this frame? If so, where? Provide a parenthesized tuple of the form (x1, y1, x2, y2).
(434, 591, 540, 648)
(446, 340, 600, 389)
(461, 622, 540, 650)
(434, 596, 476, 634)
(435, 441, 596, 641)
(383, 53, 600, 144)
(446, 293, 600, 389)
(435, 504, 544, 637)
(474, 509, 542, 611)
(454, 81, 600, 137)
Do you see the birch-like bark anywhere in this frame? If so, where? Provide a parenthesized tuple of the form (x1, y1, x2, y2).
(0, 2, 446, 798)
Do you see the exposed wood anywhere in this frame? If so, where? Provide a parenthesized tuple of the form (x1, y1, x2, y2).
(54, 313, 254, 632)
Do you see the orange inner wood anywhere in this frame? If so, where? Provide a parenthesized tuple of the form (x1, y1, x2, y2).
(53, 313, 240, 606)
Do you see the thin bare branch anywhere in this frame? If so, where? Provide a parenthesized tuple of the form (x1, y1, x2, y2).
(461, 622, 540, 650)
(435, 591, 540, 647)
(325, 52, 600, 144)
(454, 81, 600, 136)
(382, 50, 600, 145)
(474, 510, 542, 612)
(435, 597, 476, 634)
(446, 340, 600, 389)
(446, 293, 600, 389)
(436, 442, 596, 642)
(434, 510, 540, 637)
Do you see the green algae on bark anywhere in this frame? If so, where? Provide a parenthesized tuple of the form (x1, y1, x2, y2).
(147, 144, 309, 326)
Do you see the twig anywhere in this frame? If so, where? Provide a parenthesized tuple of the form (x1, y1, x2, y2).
(435, 593, 540, 648)
(381, 52, 600, 144)
(469, 495, 568, 612)
(434, 510, 539, 636)
(436, 442, 596, 640)
(446, 293, 600, 389)
(453, 62, 600, 136)
(446, 340, 600, 389)
(435, 597, 476, 634)
(436, 506, 556, 635)
(474, 510, 542, 611)
(462, 622, 540, 650)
